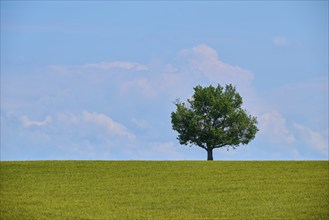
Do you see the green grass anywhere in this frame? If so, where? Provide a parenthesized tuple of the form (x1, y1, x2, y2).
(1, 161, 328, 219)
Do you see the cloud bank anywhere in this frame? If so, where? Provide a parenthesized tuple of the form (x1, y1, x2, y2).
(82, 111, 135, 140)
(83, 61, 148, 71)
(21, 116, 52, 127)
(180, 44, 253, 86)
(2, 44, 328, 160)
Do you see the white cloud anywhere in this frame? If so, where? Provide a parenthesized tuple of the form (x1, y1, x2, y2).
(272, 36, 288, 47)
(293, 123, 328, 156)
(258, 110, 295, 144)
(119, 44, 254, 100)
(83, 61, 148, 71)
(82, 111, 135, 140)
(180, 44, 253, 86)
(21, 116, 52, 127)
(19, 112, 135, 141)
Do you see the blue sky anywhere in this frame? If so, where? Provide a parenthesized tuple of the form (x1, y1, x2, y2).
(1, 1, 328, 160)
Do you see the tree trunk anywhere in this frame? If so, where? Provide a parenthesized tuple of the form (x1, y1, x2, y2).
(207, 148, 213, 161)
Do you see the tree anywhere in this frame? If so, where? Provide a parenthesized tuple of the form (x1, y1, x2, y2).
(171, 84, 258, 160)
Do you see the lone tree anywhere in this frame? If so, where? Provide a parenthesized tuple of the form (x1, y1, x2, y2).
(171, 84, 258, 160)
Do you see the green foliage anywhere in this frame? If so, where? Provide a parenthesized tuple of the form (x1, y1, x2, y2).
(171, 84, 258, 160)
(1, 161, 328, 219)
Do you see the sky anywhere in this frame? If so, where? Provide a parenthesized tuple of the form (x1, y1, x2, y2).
(1, 1, 328, 161)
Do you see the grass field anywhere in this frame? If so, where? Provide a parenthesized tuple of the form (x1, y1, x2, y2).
(1, 161, 328, 219)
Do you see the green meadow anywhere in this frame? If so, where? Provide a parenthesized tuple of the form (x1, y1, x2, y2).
(1, 161, 328, 219)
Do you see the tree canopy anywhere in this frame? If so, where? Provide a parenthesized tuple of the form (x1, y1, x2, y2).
(171, 84, 258, 160)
